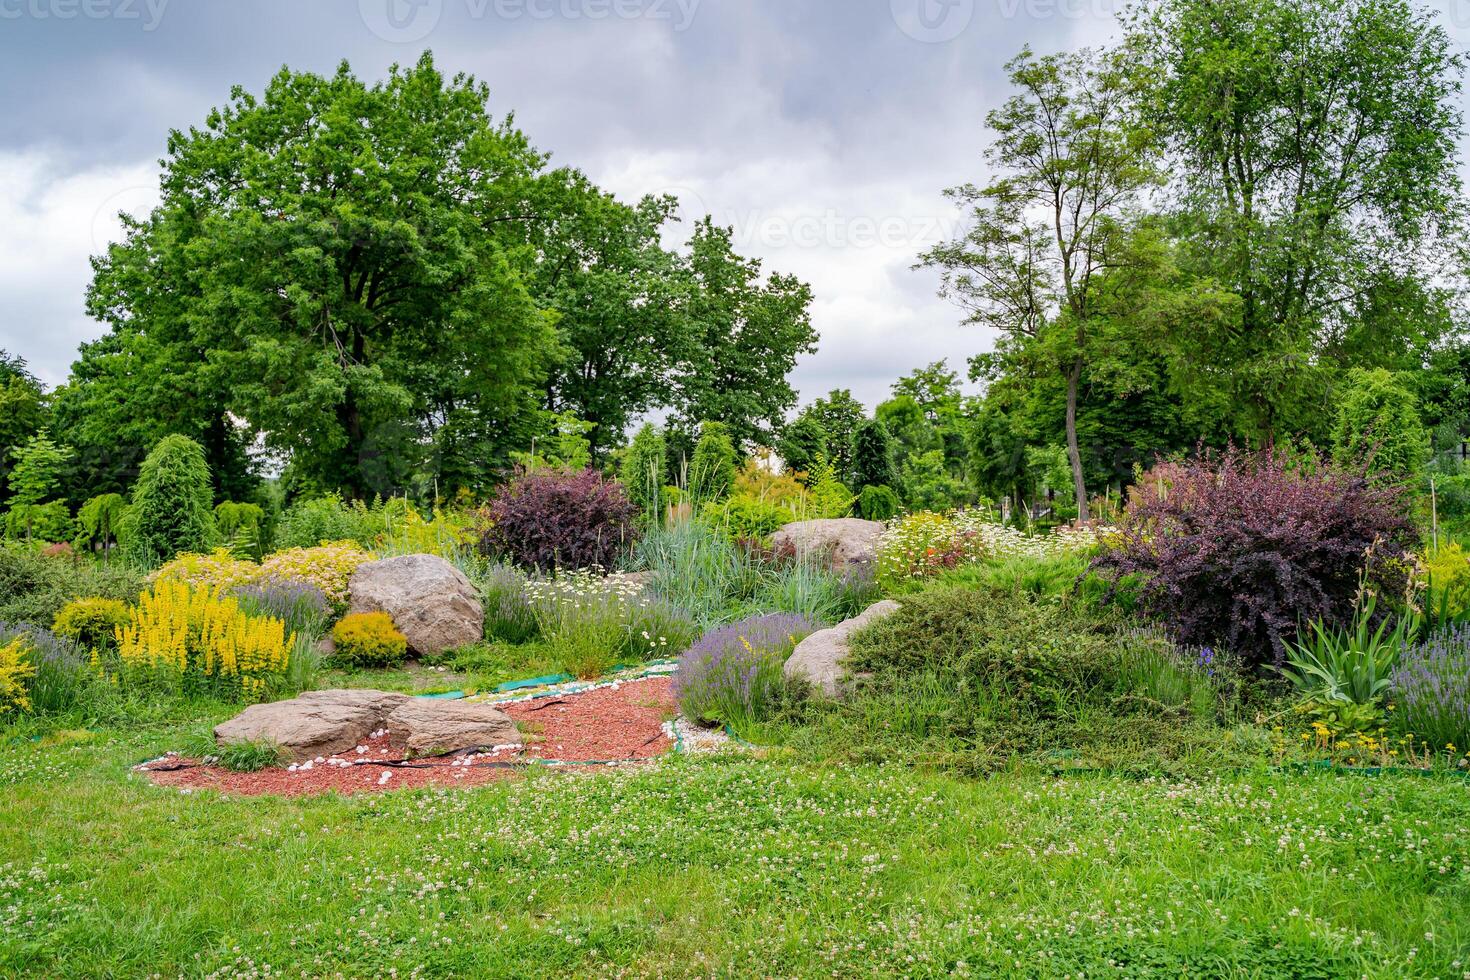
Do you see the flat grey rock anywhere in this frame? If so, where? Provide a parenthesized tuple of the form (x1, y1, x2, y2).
(215, 689, 520, 762)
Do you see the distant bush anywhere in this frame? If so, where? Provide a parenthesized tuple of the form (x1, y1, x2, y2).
(51, 598, 130, 652)
(118, 435, 218, 565)
(275, 495, 362, 550)
(331, 612, 409, 669)
(675, 613, 817, 729)
(857, 484, 902, 521)
(620, 424, 667, 520)
(0, 541, 146, 626)
(1093, 449, 1416, 668)
(1332, 368, 1429, 484)
(689, 421, 737, 502)
(482, 469, 638, 572)
(75, 493, 126, 553)
(702, 495, 789, 542)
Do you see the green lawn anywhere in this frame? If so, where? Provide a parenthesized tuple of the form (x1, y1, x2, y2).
(3, 720, 1468, 978)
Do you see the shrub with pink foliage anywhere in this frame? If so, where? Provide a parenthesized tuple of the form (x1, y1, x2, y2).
(1092, 448, 1416, 668)
(481, 468, 639, 572)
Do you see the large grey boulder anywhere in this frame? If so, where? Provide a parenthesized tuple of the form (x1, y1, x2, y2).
(771, 518, 885, 571)
(215, 689, 521, 762)
(214, 689, 411, 762)
(386, 699, 522, 756)
(349, 554, 483, 655)
(784, 600, 901, 698)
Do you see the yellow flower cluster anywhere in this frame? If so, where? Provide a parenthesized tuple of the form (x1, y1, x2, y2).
(0, 638, 36, 715)
(153, 549, 260, 591)
(113, 580, 295, 700)
(255, 542, 373, 608)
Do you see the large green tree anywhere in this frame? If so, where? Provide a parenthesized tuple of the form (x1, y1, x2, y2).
(674, 219, 818, 450)
(82, 54, 558, 500)
(1129, 0, 1467, 442)
(921, 46, 1161, 521)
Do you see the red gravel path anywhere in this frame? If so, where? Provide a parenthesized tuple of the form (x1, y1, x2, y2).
(139, 675, 677, 798)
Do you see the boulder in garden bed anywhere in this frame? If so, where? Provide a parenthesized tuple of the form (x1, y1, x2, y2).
(214, 689, 412, 762)
(386, 699, 521, 756)
(215, 689, 521, 762)
(348, 554, 483, 655)
(770, 518, 885, 571)
(783, 600, 901, 699)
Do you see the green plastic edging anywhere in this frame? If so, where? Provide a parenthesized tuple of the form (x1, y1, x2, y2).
(415, 690, 468, 700)
(496, 673, 574, 693)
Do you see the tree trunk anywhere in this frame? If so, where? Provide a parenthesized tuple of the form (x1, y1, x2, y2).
(1065, 358, 1089, 523)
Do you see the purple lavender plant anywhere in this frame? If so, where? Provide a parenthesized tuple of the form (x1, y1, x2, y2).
(230, 578, 332, 637)
(1392, 627, 1470, 751)
(674, 613, 817, 728)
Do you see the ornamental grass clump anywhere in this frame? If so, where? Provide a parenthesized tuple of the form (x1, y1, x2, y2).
(1392, 626, 1470, 751)
(109, 580, 296, 701)
(675, 613, 817, 730)
(1092, 448, 1416, 668)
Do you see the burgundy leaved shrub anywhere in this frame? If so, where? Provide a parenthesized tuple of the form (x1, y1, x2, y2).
(481, 469, 639, 572)
(1091, 448, 1416, 668)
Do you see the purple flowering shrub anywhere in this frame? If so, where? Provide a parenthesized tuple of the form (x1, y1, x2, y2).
(1392, 627, 1470, 751)
(230, 578, 333, 638)
(675, 613, 817, 728)
(1092, 449, 1416, 668)
(482, 469, 639, 572)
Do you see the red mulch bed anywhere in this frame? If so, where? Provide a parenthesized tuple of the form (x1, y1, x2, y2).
(138, 675, 677, 798)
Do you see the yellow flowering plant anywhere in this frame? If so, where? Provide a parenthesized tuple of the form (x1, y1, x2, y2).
(152, 549, 260, 591)
(0, 638, 37, 716)
(109, 580, 296, 701)
(255, 542, 373, 610)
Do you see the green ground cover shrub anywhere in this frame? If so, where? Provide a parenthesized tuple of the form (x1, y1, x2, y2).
(776, 583, 1251, 774)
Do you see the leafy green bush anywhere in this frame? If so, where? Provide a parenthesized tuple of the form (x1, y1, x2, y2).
(0, 542, 146, 626)
(118, 435, 218, 565)
(274, 495, 362, 550)
(51, 598, 130, 652)
(75, 494, 126, 553)
(689, 421, 737, 502)
(331, 612, 409, 669)
(1278, 596, 1414, 729)
(857, 484, 901, 521)
(1333, 368, 1429, 484)
(702, 495, 790, 542)
(620, 424, 667, 521)
(778, 584, 1238, 773)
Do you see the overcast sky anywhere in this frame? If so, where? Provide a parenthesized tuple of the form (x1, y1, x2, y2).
(2, 0, 1467, 413)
